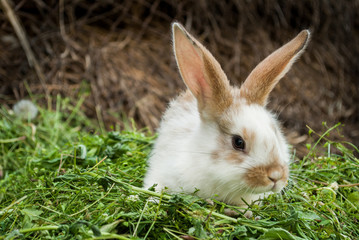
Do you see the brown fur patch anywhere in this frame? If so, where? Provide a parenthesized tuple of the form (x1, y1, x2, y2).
(217, 89, 244, 134)
(200, 51, 233, 119)
(245, 165, 269, 187)
(241, 128, 254, 154)
(244, 150, 289, 188)
(218, 116, 233, 134)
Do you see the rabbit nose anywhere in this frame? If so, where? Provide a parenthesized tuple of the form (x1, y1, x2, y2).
(268, 170, 283, 182)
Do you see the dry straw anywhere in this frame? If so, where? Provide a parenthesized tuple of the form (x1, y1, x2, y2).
(0, 0, 358, 151)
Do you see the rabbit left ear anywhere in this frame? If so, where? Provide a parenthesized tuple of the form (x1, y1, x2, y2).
(172, 22, 232, 120)
(240, 30, 310, 106)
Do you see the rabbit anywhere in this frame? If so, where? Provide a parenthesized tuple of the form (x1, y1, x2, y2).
(143, 22, 310, 207)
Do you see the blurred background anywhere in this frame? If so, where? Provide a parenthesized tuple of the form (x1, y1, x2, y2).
(0, 0, 358, 154)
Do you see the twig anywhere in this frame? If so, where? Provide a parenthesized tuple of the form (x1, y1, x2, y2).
(88, 156, 108, 172)
(0, 136, 26, 143)
(337, 183, 359, 187)
(308, 179, 359, 188)
(57, 154, 64, 175)
(1, 0, 49, 100)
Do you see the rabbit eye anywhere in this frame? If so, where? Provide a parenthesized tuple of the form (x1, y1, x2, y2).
(232, 135, 245, 151)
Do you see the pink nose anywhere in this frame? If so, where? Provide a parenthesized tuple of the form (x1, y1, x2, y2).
(268, 170, 283, 183)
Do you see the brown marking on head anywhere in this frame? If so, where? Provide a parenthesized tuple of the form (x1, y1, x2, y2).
(218, 116, 233, 135)
(241, 128, 255, 154)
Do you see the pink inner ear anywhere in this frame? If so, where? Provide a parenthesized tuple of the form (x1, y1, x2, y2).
(174, 27, 210, 102)
(187, 71, 208, 98)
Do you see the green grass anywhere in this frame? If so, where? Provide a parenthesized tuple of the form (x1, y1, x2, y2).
(0, 97, 358, 239)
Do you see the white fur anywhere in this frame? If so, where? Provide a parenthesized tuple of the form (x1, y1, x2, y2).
(143, 91, 289, 205)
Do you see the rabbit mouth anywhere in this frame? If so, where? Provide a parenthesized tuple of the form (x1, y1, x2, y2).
(248, 179, 286, 194)
(271, 183, 282, 193)
(269, 179, 287, 193)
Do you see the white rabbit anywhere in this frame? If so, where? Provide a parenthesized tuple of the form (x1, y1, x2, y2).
(144, 22, 310, 206)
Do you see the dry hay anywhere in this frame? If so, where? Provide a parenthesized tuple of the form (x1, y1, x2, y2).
(0, 0, 358, 154)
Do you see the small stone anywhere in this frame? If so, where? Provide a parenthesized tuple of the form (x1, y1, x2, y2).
(224, 208, 240, 217)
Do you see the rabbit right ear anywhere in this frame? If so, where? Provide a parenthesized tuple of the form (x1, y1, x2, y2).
(240, 30, 310, 106)
(172, 22, 232, 120)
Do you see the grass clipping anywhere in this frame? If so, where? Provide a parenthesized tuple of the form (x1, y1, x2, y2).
(0, 98, 359, 239)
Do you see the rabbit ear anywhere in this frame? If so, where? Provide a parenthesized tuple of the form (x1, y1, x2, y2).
(240, 30, 310, 106)
(172, 22, 232, 120)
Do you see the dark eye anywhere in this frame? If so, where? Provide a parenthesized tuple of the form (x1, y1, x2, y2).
(232, 135, 245, 151)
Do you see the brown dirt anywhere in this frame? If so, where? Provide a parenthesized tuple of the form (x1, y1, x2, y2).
(0, 0, 358, 156)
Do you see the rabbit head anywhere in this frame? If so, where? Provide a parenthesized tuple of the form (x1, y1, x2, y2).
(144, 23, 310, 205)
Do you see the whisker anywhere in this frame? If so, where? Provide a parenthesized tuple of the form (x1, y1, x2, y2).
(151, 150, 213, 155)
